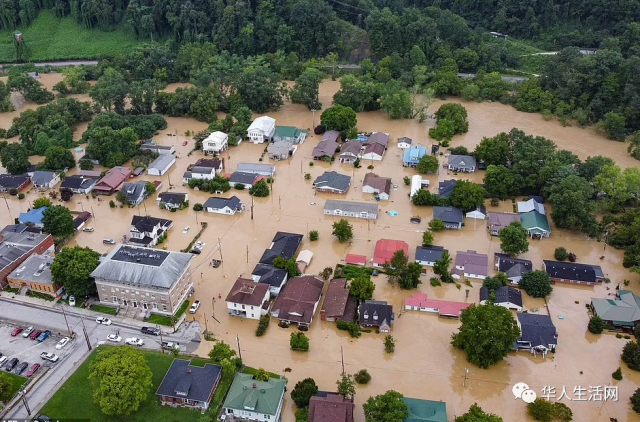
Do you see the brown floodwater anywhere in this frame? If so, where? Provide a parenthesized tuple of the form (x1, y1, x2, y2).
(1, 74, 640, 421)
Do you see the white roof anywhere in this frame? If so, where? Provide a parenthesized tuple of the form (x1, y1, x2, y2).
(204, 131, 228, 144)
(410, 175, 422, 198)
(149, 154, 175, 171)
(517, 199, 545, 215)
(296, 250, 313, 265)
(247, 116, 276, 133)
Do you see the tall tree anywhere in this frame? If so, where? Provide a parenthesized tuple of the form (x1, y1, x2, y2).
(320, 105, 357, 132)
(336, 374, 356, 400)
(89, 68, 129, 114)
(290, 378, 318, 408)
(332, 219, 354, 243)
(349, 278, 375, 301)
(51, 246, 101, 296)
(548, 175, 597, 234)
(0, 143, 30, 175)
(363, 391, 408, 422)
(449, 180, 486, 212)
(40, 146, 75, 170)
(290, 68, 324, 110)
(455, 404, 504, 422)
(484, 165, 520, 200)
(42, 205, 74, 237)
(519, 270, 553, 298)
(498, 222, 529, 256)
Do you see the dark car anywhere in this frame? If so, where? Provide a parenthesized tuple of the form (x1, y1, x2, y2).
(34, 415, 51, 422)
(15, 361, 28, 375)
(410, 216, 422, 224)
(140, 326, 160, 336)
(5, 358, 18, 371)
(27, 363, 41, 377)
(212, 259, 222, 268)
(37, 330, 52, 342)
(30, 330, 42, 340)
(190, 248, 201, 254)
(11, 327, 24, 336)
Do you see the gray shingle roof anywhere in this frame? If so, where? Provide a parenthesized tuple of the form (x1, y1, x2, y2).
(495, 253, 532, 278)
(324, 200, 379, 215)
(314, 171, 351, 192)
(90, 244, 193, 290)
(359, 300, 394, 328)
(252, 264, 287, 288)
(415, 245, 446, 262)
(543, 260, 601, 283)
(156, 359, 222, 402)
(448, 154, 477, 169)
(203, 196, 243, 211)
(480, 286, 523, 307)
(158, 192, 186, 205)
(229, 172, 259, 185)
(149, 154, 175, 171)
(31, 171, 56, 186)
(517, 313, 557, 347)
(433, 206, 463, 223)
(259, 232, 304, 265)
(438, 180, 456, 198)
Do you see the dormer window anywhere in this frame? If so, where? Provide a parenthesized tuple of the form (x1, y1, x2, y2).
(363, 311, 369, 319)
(373, 312, 378, 321)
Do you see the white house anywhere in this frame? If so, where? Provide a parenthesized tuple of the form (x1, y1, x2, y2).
(324, 200, 379, 220)
(362, 173, 391, 200)
(479, 286, 523, 311)
(251, 264, 288, 297)
(466, 205, 487, 220)
(247, 116, 276, 144)
(182, 166, 217, 184)
(360, 143, 385, 161)
(397, 137, 412, 149)
(410, 175, 430, 199)
(225, 277, 271, 320)
(147, 154, 176, 176)
(31, 171, 60, 191)
(60, 175, 96, 194)
(203, 196, 244, 215)
(415, 245, 447, 267)
(202, 131, 229, 155)
(157, 192, 188, 210)
(129, 216, 173, 247)
(222, 374, 286, 422)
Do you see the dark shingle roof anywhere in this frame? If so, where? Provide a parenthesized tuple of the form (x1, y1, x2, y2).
(322, 279, 350, 319)
(495, 254, 532, 278)
(131, 215, 172, 234)
(0, 174, 29, 189)
(225, 277, 270, 306)
(543, 260, 601, 283)
(517, 313, 557, 347)
(203, 196, 243, 211)
(433, 206, 463, 223)
(480, 286, 523, 307)
(259, 232, 303, 265)
(61, 175, 96, 190)
(271, 275, 324, 324)
(309, 394, 355, 422)
(229, 172, 259, 185)
(359, 300, 394, 328)
(314, 171, 351, 192)
(158, 192, 186, 205)
(252, 264, 288, 288)
(438, 180, 456, 198)
(415, 245, 447, 262)
(156, 359, 221, 402)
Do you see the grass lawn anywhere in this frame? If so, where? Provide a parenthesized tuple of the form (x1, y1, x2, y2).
(0, 371, 27, 402)
(0, 11, 145, 63)
(337, 264, 374, 280)
(242, 366, 280, 379)
(147, 300, 190, 326)
(89, 304, 117, 315)
(2, 287, 19, 294)
(26, 290, 55, 301)
(40, 346, 204, 422)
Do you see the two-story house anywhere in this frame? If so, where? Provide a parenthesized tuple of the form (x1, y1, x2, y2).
(222, 374, 286, 422)
(247, 116, 276, 144)
(225, 277, 271, 320)
(129, 215, 173, 247)
(202, 131, 229, 155)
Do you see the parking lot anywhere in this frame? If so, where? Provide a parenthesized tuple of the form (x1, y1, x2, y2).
(0, 322, 74, 376)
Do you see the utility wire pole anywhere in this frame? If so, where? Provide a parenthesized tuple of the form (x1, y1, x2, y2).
(60, 304, 72, 336)
(21, 389, 31, 416)
(236, 335, 242, 361)
(79, 317, 92, 351)
(158, 325, 164, 354)
(218, 238, 223, 261)
(340, 345, 345, 375)
(463, 367, 469, 387)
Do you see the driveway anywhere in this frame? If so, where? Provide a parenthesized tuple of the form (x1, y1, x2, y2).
(1, 300, 201, 419)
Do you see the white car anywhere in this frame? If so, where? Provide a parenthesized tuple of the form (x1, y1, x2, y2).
(183, 226, 190, 233)
(68, 296, 76, 307)
(189, 300, 201, 314)
(106, 334, 122, 343)
(22, 326, 34, 338)
(83, 227, 94, 232)
(55, 337, 70, 350)
(96, 317, 112, 325)
(125, 337, 144, 347)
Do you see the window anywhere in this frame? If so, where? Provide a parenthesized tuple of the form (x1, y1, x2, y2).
(242, 305, 245, 310)
(163, 304, 167, 311)
(112, 296, 118, 303)
(111, 288, 115, 292)
(115, 288, 119, 292)
(102, 297, 109, 302)
(153, 303, 158, 310)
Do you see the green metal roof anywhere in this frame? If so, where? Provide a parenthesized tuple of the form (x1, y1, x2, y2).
(223, 373, 286, 416)
(402, 397, 447, 422)
(592, 290, 640, 324)
(519, 211, 551, 233)
(274, 126, 308, 138)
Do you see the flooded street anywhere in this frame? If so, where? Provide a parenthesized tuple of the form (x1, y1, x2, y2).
(1, 74, 640, 421)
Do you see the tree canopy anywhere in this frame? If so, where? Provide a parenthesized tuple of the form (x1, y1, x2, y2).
(455, 404, 504, 422)
(291, 378, 318, 408)
(0, 143, 30, 175)
(42, 205, 75, 238)
(349, 278, 375, 302)
(498, 222, 530, 256)
(332, 219, 354, 243)
(51, 246, 101, 297)
(363, 390, 409, 422)
(320, 105, 357, 133)
(449, 180, 486, 212)
(519, 270, 553, 298)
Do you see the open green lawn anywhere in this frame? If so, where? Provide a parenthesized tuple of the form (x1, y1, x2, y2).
(0, 371, 27, 402)
(336, 264, 374, 280)
(0, 11, 144, 63)
(40, 346, 206, 422)
(147, 300, 190, 326)
(89, 304, 117, 315)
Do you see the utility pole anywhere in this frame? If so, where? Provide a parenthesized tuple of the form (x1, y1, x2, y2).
(278, 196, 281, 216)
(79, 317, 92, 351)
(2, 193, 13, 221)
(60, 304, 72, 336)
(77, 201, 84, 212)
(21, 389, 31, 416)
(158, 325, 164, 354)
(340, 345, 345, 375)
(251, 197, 254, 220)
(91, 205, 97, 222)
(246, 245, 249, 263)
(218, 238, 223, 261)
(236, 335, 242, 361)
(203, 312, 209, 336)
(143, 200, 147, 215)
(463, 367, 469, 387)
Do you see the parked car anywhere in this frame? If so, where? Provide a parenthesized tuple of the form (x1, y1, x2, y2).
(410, 216, 422, 224)
(125, 337, 144, 346)
(190, 248, 202, 254)
(212, 259, 222, 268)
(189, 300, 201, 314)
(182, 141, 188, 146)
(103, 238, 116, 244)
(96, 317, 112, 325)
(30, 330, 43, 340)
(55, 337, 70, 350)
(15, 361, 28, 375)
(26, 363, 41, 377)
(22, 326, 34, 337)
(40, 352, 59, 362)
(34, 415, 52, 422)
(83, 227, 94, 232)
(161, 341, 180, 351)
(106, 334, 122, 343)
(37, 330, 52, 342)
(140, 326, 160, 336)
(0, 356, 7, 366)
(11, 327, 24, 336)
(182, 226, 190, 233)
(5, 358, 18, 371)
(68, 296, 76, 307)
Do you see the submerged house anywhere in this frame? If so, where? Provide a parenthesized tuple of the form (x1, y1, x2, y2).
(591, 290, 640, 332)
(359, 300, 394, 332)
(515, 313, 557, 357)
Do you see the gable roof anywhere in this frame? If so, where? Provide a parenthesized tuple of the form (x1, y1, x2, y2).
(518, 198, 546, 214)
(203, 131, 228, 145)
(149, 154, 175, 171)
(271, 275, 324, 324)
(247, 116, 276, 133)
(520, 211, 551, 233)
(403, 397, 447, 422)
(494, 253, 532, 278)
(259, 232, 304, 265)
(274, 126, 307, 138)
(592, 290, 640, 324)
(366, 132, 389, 148)
(229, 172, 260, 185)
(373, 239, 409, 265)
(322, 278, 350, 319)
(203, 196, 243, 211)
(467, 205, 487, 216)
(488, 213, 521, 232)
(122, 181, 147, 203)
(158, 192, 187, 205)
(0, 174, 30, 189)
(363, 142, 385, 157)
(324, 200, 378, 215)
(398, 137, 412, 145)
(517, 313, 557, 347)
(252, 264, 288, 288)
(415, 245, 447, 262)
(313, 139, 339, 158)
(131, 215, 172, 233)
(438, 180, 456, 198)
(192, 158, 224, 169)
(362, 173, 391, 195)
(340, 140, 362, 157)
(543, 260, 601, 283)
(404, 292, 470, 317)
(188, 166, 216, 177)
(223, 373, 286, 416)
(267, 141, 292, 156)
(19, 207, 47, 225)
(156, 359, 222, 402)
(309, 393, 355, 422)
(480, 286, 523, 307)
(77, 170, 102, 178)
(433, 206, 463, 223)
(61, 175, 96, 191)
(359, 300, 394, 327)
(96, 167, 132, 190)
(345, 254, 366, 265)
(455, 250, 488, 276)
(236, 163, 276, 174)
(314, 171, 351, 192)
(226, 277, 270, 306)
(447, 154, 477, 169)
(322, 131, 340, 143)
(403, 145, 427, 162)
(31, 171, 57, 185)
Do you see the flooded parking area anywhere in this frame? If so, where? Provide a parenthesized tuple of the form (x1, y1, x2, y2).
(1, 74, 640, 421)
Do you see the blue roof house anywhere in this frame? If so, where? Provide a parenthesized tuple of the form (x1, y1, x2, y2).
(18, 207, 47, 228)
(403, 145, 427, 168)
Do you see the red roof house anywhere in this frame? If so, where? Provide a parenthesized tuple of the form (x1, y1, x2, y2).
(373, 239, 409, 267)
(345, 254, 366, 266)
(309, 393, 355, 422)
(404, 292, 471, 318)
(94, 167, 132, 195)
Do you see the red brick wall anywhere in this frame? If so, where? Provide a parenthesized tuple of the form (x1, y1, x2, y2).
(0, 235, 54, 287)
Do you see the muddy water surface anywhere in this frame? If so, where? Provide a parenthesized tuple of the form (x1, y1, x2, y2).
(1, 75, 640, 421)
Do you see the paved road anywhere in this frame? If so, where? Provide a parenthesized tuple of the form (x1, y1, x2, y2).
(1, 300, 201, 419)
(0, 60, 98, 68)
(457, 72, 528, 83)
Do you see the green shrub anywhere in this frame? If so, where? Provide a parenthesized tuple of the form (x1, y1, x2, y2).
(430, 277, 441, 287)
(612, 367, 623, 380)
(17, 193, 25, 199)
(554, 247, 568, 261)
(588, 316, 605, 334)
(354, 369, 371, 384)
(256, 314, 270, 337)
(309, 230, 319, 241)
(109, 200, 115, 208)
(336, 320, 361, 338)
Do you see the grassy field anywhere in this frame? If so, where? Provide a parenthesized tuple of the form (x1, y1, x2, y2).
(147, 300, 190, 326)
(89, 304, 117, 315)
(0, 11, 144, 63)
(40, 346, 208, 422)
(0, 371, 27, 402)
